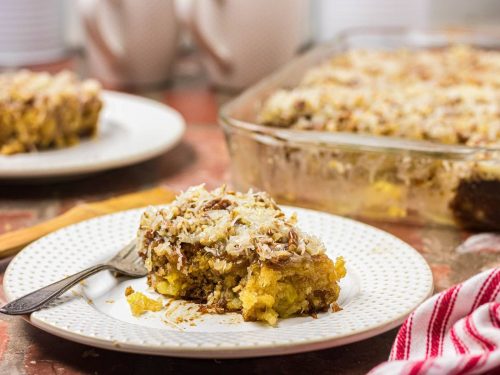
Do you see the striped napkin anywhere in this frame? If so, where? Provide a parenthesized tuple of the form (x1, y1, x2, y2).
(370, 268, 500, 375)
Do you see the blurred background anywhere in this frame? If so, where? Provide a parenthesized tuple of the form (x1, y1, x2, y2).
(2, 0, 500, 91)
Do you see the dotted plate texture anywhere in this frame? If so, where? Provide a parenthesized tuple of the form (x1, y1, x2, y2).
(3, 206, 433, 358)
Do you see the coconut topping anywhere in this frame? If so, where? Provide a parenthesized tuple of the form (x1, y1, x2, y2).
(0, 70, 101, 103)
(259, 45, 500, 147)
(138, 185, 326, 272)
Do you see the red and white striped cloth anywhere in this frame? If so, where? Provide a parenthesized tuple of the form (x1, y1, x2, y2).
(370, 268, 500, 375)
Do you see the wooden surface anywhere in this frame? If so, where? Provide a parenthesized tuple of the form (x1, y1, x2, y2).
(0, 187, 176, 258)
(0, 52, 499, 375)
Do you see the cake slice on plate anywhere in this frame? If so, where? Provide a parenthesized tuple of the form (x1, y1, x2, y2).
(137, 185, 346, 325)
(0, 70, 102, 154)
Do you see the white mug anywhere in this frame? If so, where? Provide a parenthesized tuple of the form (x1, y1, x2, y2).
(0, 0, 66, 66)
(78, 0, 179, 87)
(183, 0, 308, 90)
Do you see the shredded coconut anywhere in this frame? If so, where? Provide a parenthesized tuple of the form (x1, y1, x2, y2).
(138, 185, 325, 273)
(259, 45, 500, 147)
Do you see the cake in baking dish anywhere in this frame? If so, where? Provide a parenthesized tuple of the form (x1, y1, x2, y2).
(259, 45, 500, 147)
(255, 45, 500, 230)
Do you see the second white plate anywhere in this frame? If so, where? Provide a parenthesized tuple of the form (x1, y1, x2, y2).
(0, 91, 185, 179)
(3, 206, 433, 358)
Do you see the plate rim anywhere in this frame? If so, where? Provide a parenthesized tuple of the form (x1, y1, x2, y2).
(25, 312, 413, 358)
(3, 206, 434, 358)
(0, 91, 185, 178)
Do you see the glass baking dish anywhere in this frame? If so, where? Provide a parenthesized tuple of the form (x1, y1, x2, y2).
(219, 27, 500, 230)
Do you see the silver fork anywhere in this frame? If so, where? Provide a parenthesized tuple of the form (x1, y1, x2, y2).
(0, 240, 146, 315)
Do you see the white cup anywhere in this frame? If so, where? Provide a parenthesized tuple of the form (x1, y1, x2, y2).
(78, 0, 179, 88)
(0, 0, 66, 66)
(184, 0, 308, 91)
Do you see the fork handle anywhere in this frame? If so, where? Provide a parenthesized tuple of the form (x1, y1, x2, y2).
(0, 264, 110, 315)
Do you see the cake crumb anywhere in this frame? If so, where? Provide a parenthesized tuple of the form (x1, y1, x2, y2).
(124, 286, 134, 296)
(331, 303, 343, 312)
(125, 287, 163, 316)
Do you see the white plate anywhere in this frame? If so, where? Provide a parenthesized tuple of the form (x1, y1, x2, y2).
(0, 91, 185, 179)
(3, 207, 433, 358)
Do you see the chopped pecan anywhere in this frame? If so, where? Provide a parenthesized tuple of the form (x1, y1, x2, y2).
(203, 198, 232, 211)
(288, 228, 298, 249)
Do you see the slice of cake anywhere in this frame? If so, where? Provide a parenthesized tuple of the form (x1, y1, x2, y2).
(0, 70, 102, 155)
(137, 185, 346, 325)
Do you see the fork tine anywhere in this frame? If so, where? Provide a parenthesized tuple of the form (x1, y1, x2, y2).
(110, 240, 136, 262)
(106, 239, 146, 277)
